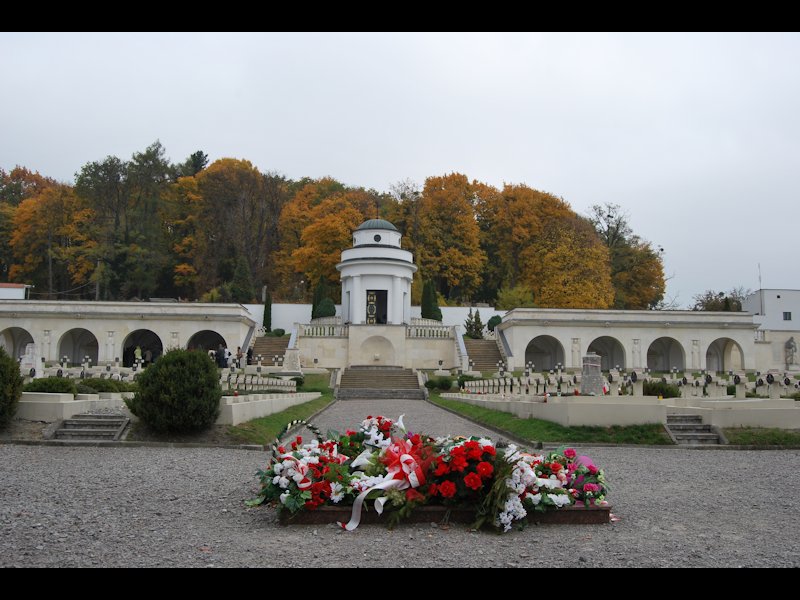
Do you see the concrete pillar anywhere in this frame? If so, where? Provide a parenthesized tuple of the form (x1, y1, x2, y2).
(392, 276, 402, 325)
(352, 276, 362, 324)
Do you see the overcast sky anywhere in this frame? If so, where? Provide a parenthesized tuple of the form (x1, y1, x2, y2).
(2, 32, 798, 307)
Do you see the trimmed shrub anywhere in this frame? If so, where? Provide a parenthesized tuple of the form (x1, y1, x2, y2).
(0, 347, 23, 427)
(727, 384, 736, 396)
(643, 380, 680, 399)
(290, 376, 305, 388)
(316, 297, 336, 318)
(76, 383, 99, 395)
(270, 328, 286, 338)
(487, 315, 502, 332)
(84, 378, 124, 393)
(436, 376, 454, 391)
(126, 349, 221, 433)
(23, 377, 77, 395)
(425, 376, 453, 391)
(421, 280, 442, 321)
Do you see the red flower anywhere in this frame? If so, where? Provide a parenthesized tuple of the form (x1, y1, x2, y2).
(482, 445, 496, 457)
(409, 433, 422, 445)
(476, 461, 494, 479)
(464, 440, 482, 460)
(428, 483, 438, 496)
(438, 480, 457, 498)
(450, 455, 468, 472)
(450, 446, 465, 457)
(550, 462, 563, 473)
(405, 488, 425, 503)
(434, 456, 450, 476)
(464, 472, 482, 491)
(295, 436, 303, 445)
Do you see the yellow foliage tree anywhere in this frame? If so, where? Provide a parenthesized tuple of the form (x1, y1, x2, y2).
(415, 173, 486, 301)
(526, 218, 614, 309)
(290, 196, 367, 287)
(9, 185, 94, 297)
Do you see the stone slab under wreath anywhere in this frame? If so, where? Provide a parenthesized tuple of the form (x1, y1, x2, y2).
(278, 504, 611, 526)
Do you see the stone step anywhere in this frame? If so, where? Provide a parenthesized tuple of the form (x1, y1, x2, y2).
(463, 339, 503, 372)
(63, 418, 127, 429)
(667, 423, 715, 432)
(336, 389, 425, 401)
(671, 433, 721, 444)
(667, 414, 704, 424)
(55, 428, 119, 439)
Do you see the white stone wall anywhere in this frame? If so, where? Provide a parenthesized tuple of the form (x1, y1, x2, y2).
(0, 301, 256, 364)
(500, 308, 759, 372)
(743, 289, 800, 331)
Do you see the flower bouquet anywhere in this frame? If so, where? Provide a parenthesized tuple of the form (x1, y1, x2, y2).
(248, 415, 610, 531)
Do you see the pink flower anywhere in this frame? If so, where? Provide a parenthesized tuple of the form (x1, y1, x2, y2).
(564, 448, 576, 459)
(588, 465, 599, 475)
(583, 483, 600, 494)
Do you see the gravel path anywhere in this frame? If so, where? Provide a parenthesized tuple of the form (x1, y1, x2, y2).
(1, 401, 799, 567)
(308, 399, 499, 439)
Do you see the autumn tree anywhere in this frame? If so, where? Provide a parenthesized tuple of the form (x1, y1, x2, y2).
(529, 217, 615, 309)
(0, 167, 56, 206)
(273, 177, 346, 299)
(290, 195, 366, 291)
(589, 203, 665, 309)
(9, 185, 92, 297)
(496, 285, 536, 310)
(414, 173, 486, 302)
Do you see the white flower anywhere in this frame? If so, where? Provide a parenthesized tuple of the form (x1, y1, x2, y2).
(272, 475, 281, 485)
(278, 476, 290, 489)
(330, 482, 345, 504)
(273, 463, 283, 475)
(279, 491, 290, 505)
(477, 438, 494, 447)
(528, 493, 542, 506)
(292, 472, 305, 483)
(548, 493, 572, 508)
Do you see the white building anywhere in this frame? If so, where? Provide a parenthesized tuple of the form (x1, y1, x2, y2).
(337, 219, 416, 325)
(742, 289, 800, 371)
(0, 283, 29, 300)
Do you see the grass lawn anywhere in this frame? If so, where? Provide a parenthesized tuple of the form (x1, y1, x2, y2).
(723, 427, 800, 446)
(429, 392, 672, 445)
(228, 373, 334, 445)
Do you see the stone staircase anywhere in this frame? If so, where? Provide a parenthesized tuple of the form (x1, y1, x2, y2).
(251, 336, 290, 364)
(666, 414, 722, 445)
(337, 366, 424, 400)
(53, 414, 129, 441)
(464, 339, 504, 373)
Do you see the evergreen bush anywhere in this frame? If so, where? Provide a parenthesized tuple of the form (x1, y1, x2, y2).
(0, 347, 23, 427)
(642, 380, 681, 398)
(263, 292, 272, 333)
(23, 377, 77, 394)
(125, 349, 221, 433)
(421, 280, 442, 321)
(487, 315, 502, 332)
(316, 297, 336, 318)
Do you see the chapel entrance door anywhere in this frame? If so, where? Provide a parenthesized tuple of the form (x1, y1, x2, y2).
(366, 290, 388, 325)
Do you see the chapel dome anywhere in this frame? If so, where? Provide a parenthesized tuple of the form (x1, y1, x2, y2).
(355, 219, 399, 232)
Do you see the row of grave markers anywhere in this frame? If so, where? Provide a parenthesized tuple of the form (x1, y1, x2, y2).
(461, 369, 798, 399)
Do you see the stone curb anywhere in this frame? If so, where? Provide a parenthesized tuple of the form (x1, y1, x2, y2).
(426, 398, 800, 451)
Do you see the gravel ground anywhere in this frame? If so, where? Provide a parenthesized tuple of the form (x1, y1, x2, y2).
(1, 400, 799, 568)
